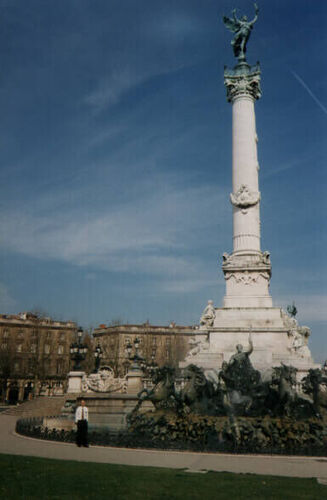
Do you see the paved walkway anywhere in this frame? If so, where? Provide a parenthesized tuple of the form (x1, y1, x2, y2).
(1, 414, 327, 480)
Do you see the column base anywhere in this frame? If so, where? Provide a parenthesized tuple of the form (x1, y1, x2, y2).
(222, 250, 272, 308)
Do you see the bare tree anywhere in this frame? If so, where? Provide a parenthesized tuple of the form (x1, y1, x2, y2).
(0, 342, 15, 400)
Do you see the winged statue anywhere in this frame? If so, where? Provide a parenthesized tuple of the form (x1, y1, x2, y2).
(223, 3, 259, 62)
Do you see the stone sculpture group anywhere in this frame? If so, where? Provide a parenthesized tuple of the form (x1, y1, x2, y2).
(128, 340, 327, 453)
(135, 339, 327, 420)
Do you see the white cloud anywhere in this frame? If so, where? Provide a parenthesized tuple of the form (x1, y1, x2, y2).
(84, 69, 144, 110)
(83, 10, 204, 113)
(0, 179, 228, 288)
(84, 59, 191, 113)
(160, 276, 223, 294)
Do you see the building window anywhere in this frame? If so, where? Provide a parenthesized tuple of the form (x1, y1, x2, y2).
(1, 342, 8, 350)
(3, 329, 9, 338)
(14, 360, 20, 373)
(44, 344, 50, 354)
(31, 330, 37, 338)
(124, 337, 131, 345)
(46, 331, 51, 339)
(56, 359, 64, 374)
(17, 330, 24, 339)
(166, 350, 170, 360)
(166, 337, 171, 345)
(16, 343, 23, 353)
(30, 344, 37, 353)
(59, 333, 65, 341)
(28, 358, 34, 373)
(58, 345, 64, 355)
(152, 337, 157, 346)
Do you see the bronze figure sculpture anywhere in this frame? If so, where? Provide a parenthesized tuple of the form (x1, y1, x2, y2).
(223, 3, 259, 62)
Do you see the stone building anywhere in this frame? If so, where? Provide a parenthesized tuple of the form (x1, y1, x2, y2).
(0, 312, 77, 403)
(93, 322, 196, 376)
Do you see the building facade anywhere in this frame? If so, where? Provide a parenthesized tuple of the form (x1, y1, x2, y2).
(93, 322, 196, 376)
(0, 312, 77, 403)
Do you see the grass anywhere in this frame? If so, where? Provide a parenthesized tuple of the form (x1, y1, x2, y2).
(0, 453, 325, 500)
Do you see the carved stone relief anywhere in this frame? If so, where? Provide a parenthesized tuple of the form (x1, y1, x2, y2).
(224, 70, 261, 102)
(81, 366, 127, 393)
(230, 184, 260, 213)
(225, 270, 270, 285)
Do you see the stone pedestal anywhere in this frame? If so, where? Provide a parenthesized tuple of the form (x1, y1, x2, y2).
(126, 369, 144, 394)
(67, 371, 85, 394)
(185, 307, 319, 382)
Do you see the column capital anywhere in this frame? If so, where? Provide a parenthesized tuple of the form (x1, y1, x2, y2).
(224, 62, 261, 103)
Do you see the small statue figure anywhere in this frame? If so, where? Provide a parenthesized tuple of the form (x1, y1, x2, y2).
(187, 336, 209, 359)
(200, 300, 216, 328)
(222, 252, 232, 264)
(291, 332, 304, 351)
(223, 3, 259, 62)
(229, 332, 253, 371)
(223, 332, 261, 399)
(290, 326, 311, 359)
(261, 251, 270, 265)
(287, 302, 297, 318)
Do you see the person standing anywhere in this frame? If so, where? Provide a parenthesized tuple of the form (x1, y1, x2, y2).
(75, 399, 89, 447)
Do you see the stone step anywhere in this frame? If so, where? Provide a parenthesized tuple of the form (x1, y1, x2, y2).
(2, 396, 68, 418)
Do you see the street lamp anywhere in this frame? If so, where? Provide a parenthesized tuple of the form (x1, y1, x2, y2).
(146, 348, 158, 377)
(125, 337, 144, 371)
(93, 343, 103, 373)
(69, 327, 88, 371)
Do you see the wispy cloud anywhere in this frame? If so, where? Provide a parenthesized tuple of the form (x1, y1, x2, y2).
(262, 157, 308, 178)
(84, 69, 145, 110)
(83, 10, 204, 113)
(291, 70, 327, 116)
(84, 60, 192, 113)
(0, 179, 227, 288)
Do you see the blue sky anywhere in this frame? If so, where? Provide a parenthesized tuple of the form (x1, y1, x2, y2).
(0, 1, 326, 361)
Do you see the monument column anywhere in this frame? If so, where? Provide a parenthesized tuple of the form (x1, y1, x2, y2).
(222, 65, 272, 308)
(182, 5, 317, 377)
(228, 64, 261, 254)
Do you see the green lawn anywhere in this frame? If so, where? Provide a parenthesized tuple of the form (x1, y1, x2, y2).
(0, 453, 325, 500)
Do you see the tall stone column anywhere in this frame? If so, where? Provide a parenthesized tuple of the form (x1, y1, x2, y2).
(222, 63, 272, 308)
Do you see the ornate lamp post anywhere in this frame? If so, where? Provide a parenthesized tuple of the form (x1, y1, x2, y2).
(70, 327, 88, 371)
(146, 348, 158, 378)
(125, 337, 144, 372)
(125, 337, 145, 394)
(93, 343, 103, 373)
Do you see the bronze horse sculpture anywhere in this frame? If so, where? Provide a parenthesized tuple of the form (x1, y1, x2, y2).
(136, 366, 177, 410)
(179, 364, 217, 415)
(272, 364, 297, 416)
